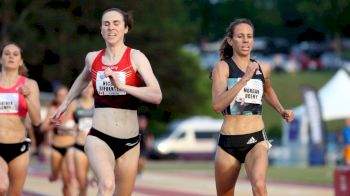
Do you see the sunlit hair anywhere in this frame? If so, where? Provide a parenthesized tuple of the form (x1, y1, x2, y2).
(219, 18, 254, 60)
(102, 8, 134, 31)
(0, 42, 28, 76)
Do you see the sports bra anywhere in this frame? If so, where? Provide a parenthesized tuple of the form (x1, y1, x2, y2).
(73, 100, 94, 133)
(91, 47, 142, 110)
(0, 76, 28, 118)
(222, 58, 265, 115)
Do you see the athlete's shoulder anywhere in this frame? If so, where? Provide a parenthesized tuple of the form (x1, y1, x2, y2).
(130, 48, 150, 69)
(25, 77, 37, 84)
(212, 60, 230, 79)
(130, 48, 146, 59)
(85, 50, 103, 65)
(213, 60, 230, 71)
(25, 77, 39, 87)
(256, 61, 271, 77)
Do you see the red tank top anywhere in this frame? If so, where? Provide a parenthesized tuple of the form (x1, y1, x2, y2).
(0, 76, 28, 118)
(91, 47, 142, 110)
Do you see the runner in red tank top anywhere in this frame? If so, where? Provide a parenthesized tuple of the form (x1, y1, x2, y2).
(91, 47, 142, 109)
(0, 43, 41, 195)
(51, 8, 162, 196)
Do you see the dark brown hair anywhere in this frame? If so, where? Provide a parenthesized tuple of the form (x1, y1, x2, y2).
(52, 85, 68, 106)
(1, 42, 28, 76)
(102, 8, 134, 31)
(219, 18, 254, 60)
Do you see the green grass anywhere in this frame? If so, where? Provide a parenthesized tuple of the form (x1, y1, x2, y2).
(145, 161, 334, 185)
(146, 160, 214, 171)
(267, 166, 334, 185)
(268, 70, 335, 108)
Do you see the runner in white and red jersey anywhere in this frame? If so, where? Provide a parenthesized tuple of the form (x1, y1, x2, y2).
(0, 43, 41, 195)
(51, 8, 162, 196)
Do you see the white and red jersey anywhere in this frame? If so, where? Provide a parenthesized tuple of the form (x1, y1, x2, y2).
(91, 47, 142, 110)
(0, 76, 28, 118)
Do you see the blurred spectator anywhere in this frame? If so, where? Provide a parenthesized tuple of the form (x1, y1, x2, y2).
(272, 54, 285, 73)
(341, 118, 350, 166)
(26, 116, 46, 162)
(138, 114, 154, 175)
(285, 56, 299, 73)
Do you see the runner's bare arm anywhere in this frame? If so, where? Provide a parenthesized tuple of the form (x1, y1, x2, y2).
(262, 63, 294, 122)
(21, 79, 41, 126)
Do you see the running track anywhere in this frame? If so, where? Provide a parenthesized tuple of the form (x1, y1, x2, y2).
(24, 161, 333, 196)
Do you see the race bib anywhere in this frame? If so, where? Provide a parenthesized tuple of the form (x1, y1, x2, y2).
(0, 93, 19, 113)
(235, 78, 263, 105)
(78, 117, 93, 133)
(96, 71, 126, 96)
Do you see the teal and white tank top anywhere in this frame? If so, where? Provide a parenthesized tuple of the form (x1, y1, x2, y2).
(222, 58, 265, 115)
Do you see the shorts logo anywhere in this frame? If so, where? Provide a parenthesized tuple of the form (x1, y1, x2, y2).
(247, 137, 257, 144)
(20, 144, 26, 152)
(125, 141, 139, 147)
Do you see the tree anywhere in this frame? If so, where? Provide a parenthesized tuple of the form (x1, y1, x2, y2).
(0, 0, 212, 122)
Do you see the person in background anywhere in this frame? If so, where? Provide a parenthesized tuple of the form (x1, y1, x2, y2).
(69, 82, 95, 196)
(211, 18, 294, 196)
(50, 7, 162, 195)
(26, 118, 37, 156)
(41, 85, 78, 196)
(137, 114, 154, 175)
(0, 43, 41, 195)
(25, 114, 46, 162)
(342, 118, 350, 166)
(31, 117, 47, 162)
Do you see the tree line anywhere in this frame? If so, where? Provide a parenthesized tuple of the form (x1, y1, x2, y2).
(1, 0, 349, 122)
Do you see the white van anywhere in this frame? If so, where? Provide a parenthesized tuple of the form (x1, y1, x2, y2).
(151, 116, 223, 160)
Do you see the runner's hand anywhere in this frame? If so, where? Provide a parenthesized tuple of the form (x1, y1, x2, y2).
(104, 67, 114, 78)
(242, 61, 259, 81)
(18, 84, 31, 97)
(50, 104, 67, 126)
(282, 109, 294, 123)
(104, 68, 124, 90)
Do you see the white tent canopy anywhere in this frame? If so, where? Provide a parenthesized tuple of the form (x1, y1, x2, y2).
(318, 69, 350, 121)
(277, 69, 350, 166)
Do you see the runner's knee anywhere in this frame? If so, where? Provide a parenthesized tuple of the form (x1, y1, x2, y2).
(0, 179, 9, 194)
(0, 176, 10, 195)
(251, 179, 267, 194)
(99, 178, 115, 194)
